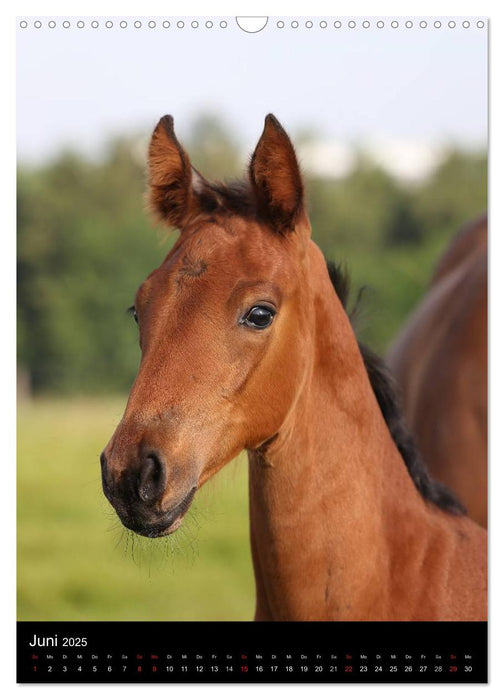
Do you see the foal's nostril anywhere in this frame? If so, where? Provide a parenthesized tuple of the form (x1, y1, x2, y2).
(138, 452, 167, 504)
(100, 451, 112, 494)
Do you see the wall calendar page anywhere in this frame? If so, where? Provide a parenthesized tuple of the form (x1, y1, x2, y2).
(16, 13, 488, 685)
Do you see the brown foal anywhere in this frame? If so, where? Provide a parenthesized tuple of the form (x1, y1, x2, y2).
(101, 115, 487, 621)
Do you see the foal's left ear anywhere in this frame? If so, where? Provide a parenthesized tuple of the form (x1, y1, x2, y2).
(249, 114, 306, 234)
(147, 115, 195, 229)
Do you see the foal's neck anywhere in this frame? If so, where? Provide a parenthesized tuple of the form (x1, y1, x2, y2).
(248, 243, 432, 621)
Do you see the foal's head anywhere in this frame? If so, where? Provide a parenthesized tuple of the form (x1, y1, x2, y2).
(101, 114, 323, 537)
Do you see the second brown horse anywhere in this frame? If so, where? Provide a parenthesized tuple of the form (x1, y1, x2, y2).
(387, 216, 487, 528)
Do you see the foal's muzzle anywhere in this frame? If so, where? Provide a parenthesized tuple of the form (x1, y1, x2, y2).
(100, 449, 196, 537)
(101, 449, 166, 504)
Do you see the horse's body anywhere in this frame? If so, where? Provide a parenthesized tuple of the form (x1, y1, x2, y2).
(387, 216, 487, 528)
(101, 115, 486, 621)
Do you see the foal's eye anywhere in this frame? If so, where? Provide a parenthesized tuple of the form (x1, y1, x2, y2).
(128, 306, 138, 324)
(241, 305, 276, 330)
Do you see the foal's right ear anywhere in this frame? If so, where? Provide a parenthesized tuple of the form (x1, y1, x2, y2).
(249, 114, 305, 234)
(147, 115, 194, 229)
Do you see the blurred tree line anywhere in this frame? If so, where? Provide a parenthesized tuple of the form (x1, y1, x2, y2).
(17, 115, 487, 395)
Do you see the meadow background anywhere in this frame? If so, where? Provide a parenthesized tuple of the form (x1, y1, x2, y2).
(17, 20, 487, 621)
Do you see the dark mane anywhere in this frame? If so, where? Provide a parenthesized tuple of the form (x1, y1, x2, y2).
(326, 261, 465, 515)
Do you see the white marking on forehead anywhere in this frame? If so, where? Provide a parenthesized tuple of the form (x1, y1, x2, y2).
(191, 168, 207, 195)
(191, 167, 224, 207)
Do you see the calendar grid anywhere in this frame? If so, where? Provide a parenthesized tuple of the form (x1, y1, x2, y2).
(18, 621, 487, 683)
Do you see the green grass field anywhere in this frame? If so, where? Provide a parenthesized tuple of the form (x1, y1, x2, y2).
(17, 398, 255, 621)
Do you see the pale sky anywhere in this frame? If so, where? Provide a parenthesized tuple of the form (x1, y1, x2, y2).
(16, 17, 487, 163)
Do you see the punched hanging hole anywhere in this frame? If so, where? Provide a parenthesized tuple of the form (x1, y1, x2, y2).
(236, 17, 268, 33)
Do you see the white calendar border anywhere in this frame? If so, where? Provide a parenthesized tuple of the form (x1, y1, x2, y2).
(3, 0, 502, 698)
